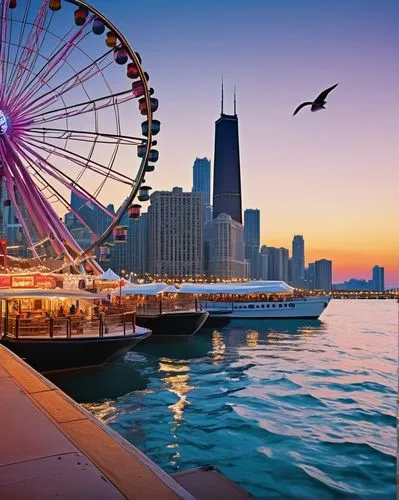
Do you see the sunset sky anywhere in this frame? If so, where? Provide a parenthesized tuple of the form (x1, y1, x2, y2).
(95, 0, 398, 286)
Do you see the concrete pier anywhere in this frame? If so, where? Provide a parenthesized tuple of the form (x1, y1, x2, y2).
(0, 345, 193, 499)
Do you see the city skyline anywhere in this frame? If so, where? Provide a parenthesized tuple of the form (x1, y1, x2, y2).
(89, 0, 397, 286)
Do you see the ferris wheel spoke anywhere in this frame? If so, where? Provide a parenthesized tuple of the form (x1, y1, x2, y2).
(24, 136, 135, 184)
(19, 49, 115, 119)
(29, 89, 133, 125)
(3, 138, 74, 255)
(0, 1, 10, 100)
(25, 127, 145, 146)
(3, 146, 89, 262)
(0, 140, 69, 259)
(10, 15, 95, 114)
(5, 1, 49, 105)
(23, 154, 100, 240)
(0, 148, 40, 258)
(12, 137, 115, 219)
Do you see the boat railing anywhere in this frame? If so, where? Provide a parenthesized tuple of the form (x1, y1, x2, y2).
(1, 311, 136, 340)
(135, 296, 199, 315)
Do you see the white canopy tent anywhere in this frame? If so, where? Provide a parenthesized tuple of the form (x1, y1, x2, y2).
(115, 282, 172, 296)
(97, 269, 121, 281)
(177, 281, 294, 295)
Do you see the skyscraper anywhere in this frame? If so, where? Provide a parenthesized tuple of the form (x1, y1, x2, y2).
(292, 235, 305, 288)
(305, 263, 315, 290)
(315, 259, 332, 291)
(206, 213, 247, 279)
(128, 213, 149, 276)
(260, 245, 269, 279)
(193, 157, 212, 225)
(71, 191, 112, 238)
(193, 157, 211, 206)
(244, 209, 260, 279)
(371, 265, 385, 291)
(267, 247, 289, 281)
(212, 84, 242, 223)
(149, 187, 203, 277)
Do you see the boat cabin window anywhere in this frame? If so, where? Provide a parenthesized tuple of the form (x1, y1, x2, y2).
(248, 304, 254, 309)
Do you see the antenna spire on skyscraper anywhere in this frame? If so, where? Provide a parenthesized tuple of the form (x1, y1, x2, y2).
(234, 84, 237, 115)
(221, 76, 224, 115)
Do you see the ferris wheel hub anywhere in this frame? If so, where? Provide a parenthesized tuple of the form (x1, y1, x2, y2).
(0, 111, 11, 135)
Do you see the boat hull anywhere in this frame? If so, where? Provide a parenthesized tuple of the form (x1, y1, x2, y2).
(202, 297, 330, 324)
(1, 329, 151, 373)
(136, 311, 209, 336)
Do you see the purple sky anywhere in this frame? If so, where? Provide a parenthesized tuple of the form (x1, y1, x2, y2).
(95, 0, 398, 285)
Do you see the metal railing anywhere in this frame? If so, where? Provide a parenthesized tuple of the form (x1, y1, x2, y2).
(1, 311, 136, 340)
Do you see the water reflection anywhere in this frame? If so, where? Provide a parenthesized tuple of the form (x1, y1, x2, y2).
(159, 358, 193, 422)
(246, 330, 259, 347)
(211, 330, 225, 363)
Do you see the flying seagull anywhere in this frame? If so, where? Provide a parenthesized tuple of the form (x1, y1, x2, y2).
(293, 83, 338, 116)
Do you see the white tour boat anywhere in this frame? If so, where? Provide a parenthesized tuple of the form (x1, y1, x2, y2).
(178, 281, 331, 321)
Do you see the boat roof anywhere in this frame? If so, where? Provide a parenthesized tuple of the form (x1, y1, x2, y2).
(116, 282, 176, 296)
(0, 289, 104, 300)
(178, 281, 294, 295)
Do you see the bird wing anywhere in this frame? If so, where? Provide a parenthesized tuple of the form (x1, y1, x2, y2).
(293, 102, 312, 116)
(315, 83, 338, 103)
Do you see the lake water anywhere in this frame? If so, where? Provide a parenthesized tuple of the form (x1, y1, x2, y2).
(50, 300, 397, 498)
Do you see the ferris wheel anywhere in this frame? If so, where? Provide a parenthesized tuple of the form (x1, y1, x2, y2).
(0, 0, 159, 274)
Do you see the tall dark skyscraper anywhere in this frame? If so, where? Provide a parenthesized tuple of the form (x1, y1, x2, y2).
(212, 83, 242, 224)
(292, 234, 305, 288)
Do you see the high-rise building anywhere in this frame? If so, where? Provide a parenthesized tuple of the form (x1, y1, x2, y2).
(193, 157, 212, 227)
(260, 245, 268, 279)
(206, 213, 247, 279)
(64, 212, 92, 251)
(371, 265, 385, 291)
(288, 257, 293, 285)
(267, 247, 289, 281)
(71, 191, 112, 238)
(244, 209, 260, 279)
(315, 259, 332, 291)
(280, 247, 289, 282)
(148, 187, 203, 277)
(212, 84, 242, 223)
(193, 157, 211, 205)
(128, 213, 149, 276)
(305, 263, 315, 289)
(292, 235, 305, 288)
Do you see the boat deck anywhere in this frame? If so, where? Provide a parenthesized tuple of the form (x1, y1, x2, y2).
(0, 345, 192, 499)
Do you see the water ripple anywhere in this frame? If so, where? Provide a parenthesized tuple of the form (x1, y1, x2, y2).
(50, 300, 397, 498)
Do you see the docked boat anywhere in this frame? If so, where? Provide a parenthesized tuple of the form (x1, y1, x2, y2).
(115, 282, 209, 336)
(178, 281, 331, 324)
(0, 289, 151, 372)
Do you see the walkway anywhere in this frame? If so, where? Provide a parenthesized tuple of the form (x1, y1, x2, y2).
(0, 345, 193, 499)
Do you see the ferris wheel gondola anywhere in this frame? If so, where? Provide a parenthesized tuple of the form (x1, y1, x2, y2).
(0, 0, 159, 274)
